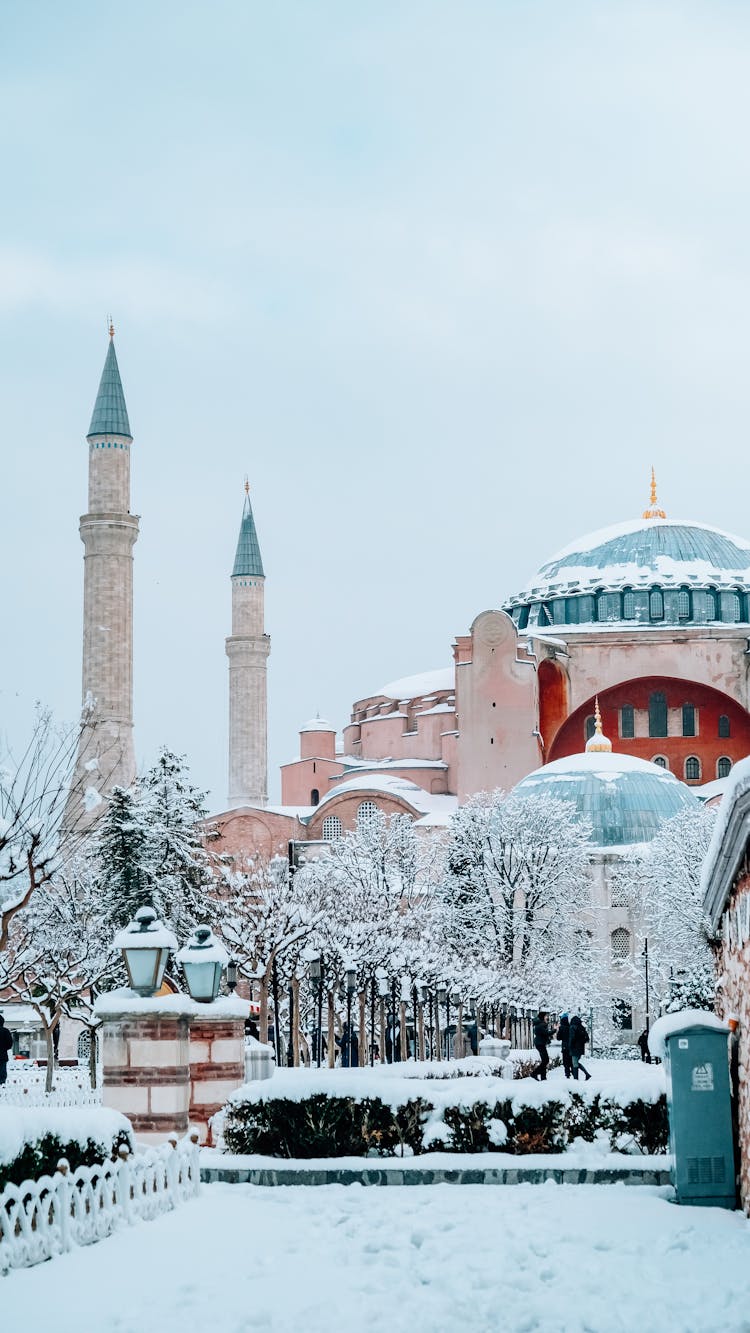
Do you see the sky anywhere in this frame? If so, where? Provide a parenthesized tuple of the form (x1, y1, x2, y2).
(2, 1, 750, 808)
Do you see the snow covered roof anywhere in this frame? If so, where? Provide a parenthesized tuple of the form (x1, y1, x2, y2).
(300, 716, 335, 733)
(514, 751, 701, 848)
(340, 757, 448, 773)
(701, 756, 750, 929)
(305, 774, 457, 823)
(648, 1009, 729, 1061)
(374, 667, 454, 701)
(509, 517, 750, 605)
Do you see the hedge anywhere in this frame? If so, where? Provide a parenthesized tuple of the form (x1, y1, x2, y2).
(222, 1090, 668, 1159)
(0, 1128, 134, 1192)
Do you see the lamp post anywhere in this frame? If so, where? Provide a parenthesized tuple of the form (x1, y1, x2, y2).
(642, 938, 650, 1034)
(377, 970, 389, 1064)
(345, 964, 356, 1067)
(176, 925, 228, 1002)
(390, 976, 398, 1063)
(309, 955, 323, 1067)
(114, 906, 176, 997)
(226, 959, 238, 994)
(437, 985, 447, 1061)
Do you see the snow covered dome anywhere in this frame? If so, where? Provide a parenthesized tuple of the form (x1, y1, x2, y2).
(506, 516, 750, 632)
(513, 751, 701, 848)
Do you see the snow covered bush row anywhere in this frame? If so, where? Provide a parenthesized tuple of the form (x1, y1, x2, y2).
(220, 1078, 668, 1159)
(0, 1107, 132, 1191)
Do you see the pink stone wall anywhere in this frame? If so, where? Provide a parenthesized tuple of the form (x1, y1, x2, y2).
(281, 756, 343, 806)
(188, 1016, 245, 1146)
(716, 874, 750, 1213)
(101, 1015, 190, 1144)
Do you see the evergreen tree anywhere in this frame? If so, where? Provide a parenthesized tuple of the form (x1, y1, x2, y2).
(140, 747, 216, 938)
(91, 785, 153, 929)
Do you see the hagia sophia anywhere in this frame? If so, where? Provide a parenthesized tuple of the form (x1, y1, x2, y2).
(68, 333, 750, 874)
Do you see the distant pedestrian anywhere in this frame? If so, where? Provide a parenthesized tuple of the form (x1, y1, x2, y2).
(339, 1022, 359, 1067)
(556, 1013, 572, 1078)
(0, 1016, 13, 1085)
(637, 1029, 652, 1064)
(569, 1015, 591, 1081)
(532, 1010, 552, 1080)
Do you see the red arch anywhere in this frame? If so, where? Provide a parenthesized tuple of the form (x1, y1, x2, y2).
(538, 658, 569, 755)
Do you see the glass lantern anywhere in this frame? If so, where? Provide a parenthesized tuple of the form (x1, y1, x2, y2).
(113, 906, 177, 997)
(176, 925, 228, 1002)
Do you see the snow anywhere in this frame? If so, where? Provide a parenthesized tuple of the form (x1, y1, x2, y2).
(540, 516, 750, 568)
(299, 716, 334, 732)
(523, 751, 683, 781)
(83, 785, 103, 812)
(0, 1105, 131, 1166)
(700, 754, 750, 918)
(648, 1009, 729, 1061)
(308, 774, 458, 820)
(94, 989, 251, 1019)
(5, 1179, 750, 1332)
(375, 666, 454, 701)
(175, 933, 229, 966)
(112, 919, 178, 951)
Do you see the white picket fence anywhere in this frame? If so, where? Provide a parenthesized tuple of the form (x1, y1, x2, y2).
(0, 1067, 102, 1108)
(0, 1132, 200, 1275)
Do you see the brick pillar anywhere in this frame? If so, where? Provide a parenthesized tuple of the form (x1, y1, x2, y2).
(101, 1013, 190, 1144)
(188, 1014, 246, 1145)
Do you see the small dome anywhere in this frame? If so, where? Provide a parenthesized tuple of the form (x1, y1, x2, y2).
(513, 751, 701, 848)
(300, 716, 334, 733)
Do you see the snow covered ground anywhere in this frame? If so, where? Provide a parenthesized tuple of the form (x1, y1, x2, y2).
(5, 1179, 750, 1332)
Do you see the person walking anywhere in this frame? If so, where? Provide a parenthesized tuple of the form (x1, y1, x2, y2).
(0, 1016, 13, 1085)
(532, 1010, 552, 1080)
(637, 1029, 652, 1063)
(569, 1014, 591, 1080)
(556, 1012, 572, 1078)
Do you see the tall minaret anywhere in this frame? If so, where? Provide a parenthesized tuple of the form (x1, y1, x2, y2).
(226, 482, 270, 807)
(65, 324, 139, 828)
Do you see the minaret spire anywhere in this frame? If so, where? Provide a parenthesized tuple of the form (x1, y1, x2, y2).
(226, 481, 270, 807)
(586, 696, 612, 753)
(65, 329, 139, 830)
(642, 466, 666, 520)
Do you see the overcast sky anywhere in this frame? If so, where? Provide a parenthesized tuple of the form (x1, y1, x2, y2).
(2, 2, 750, 807)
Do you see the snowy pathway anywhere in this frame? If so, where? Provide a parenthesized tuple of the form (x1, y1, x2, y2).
(5, 1180, 750, 1332)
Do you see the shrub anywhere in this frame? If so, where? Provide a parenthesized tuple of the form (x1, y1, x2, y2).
(0, 1128, 133, 1192)
(608, 1094, 669, 1155)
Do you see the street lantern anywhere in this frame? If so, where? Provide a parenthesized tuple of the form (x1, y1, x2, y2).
(176, 925, 228, 1003)
(309, 955, 322, 985)
(226, 958, 238, 994)
(343, 962, 357, 1067)
(419, 981, 430, 1005)
(345, 965, 357, 995)
(377, 971, 390, 999)
(114, 906, 176, 997)
(437, 984, 447, 1006)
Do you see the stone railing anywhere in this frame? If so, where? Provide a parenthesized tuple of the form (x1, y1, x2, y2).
(0, 1131, 200, 1275)
(0, 1067, 102, 1108)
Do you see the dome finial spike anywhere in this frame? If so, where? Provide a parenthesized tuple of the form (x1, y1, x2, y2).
(244, 475, 250, 496)
(108, 314, 114, 339)
(586, 695, 613, 753)
(642, 465, 666, 520)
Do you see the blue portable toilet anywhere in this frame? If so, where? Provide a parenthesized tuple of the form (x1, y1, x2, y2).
(649, 1010, 736, 1209)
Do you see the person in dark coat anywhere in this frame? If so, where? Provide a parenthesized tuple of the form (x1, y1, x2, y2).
(339, 1021, 359, 1067)
(569, 1014, 591, 1080)
(556, 1013, 572, 1078)
(0, 1016, 13, 1085)
(637, 1029, 652, 1063)
(532, 1011, 552, 1080)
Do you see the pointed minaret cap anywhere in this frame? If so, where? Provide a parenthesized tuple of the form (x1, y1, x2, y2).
(642, 466, 666, 520)
(87, 326, 131, 438)
(585, 697, 612, 753)
(232, 480, 265, 578)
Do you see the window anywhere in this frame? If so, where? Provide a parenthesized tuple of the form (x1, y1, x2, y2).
(717, 757, 732, 779)
(648, 691, 667, 737)
(649, 588, 664, 620)
(652, 755, 668, 769)
(321, 815, 342, 842)
(77, 1032, 93, 1062)
(356, 800, 379, 830)
(622, 589, 636, 620)
(611, 927, 631, 963)
(677, 588, 691, 620)
(610, 880, 629, 907)
(585, 715, 596, 742)
(565, 597, 580, 625)
(682, 704, 696, 738)
(612, 1000, 633, 1031)
(597, 591, 620, 622)
(620, 704, 635, 739)
(719, 714, 731, 739)
(310, 789, 320, 806)
(721, 591, 743, 623)
(685, 755, 701, 782)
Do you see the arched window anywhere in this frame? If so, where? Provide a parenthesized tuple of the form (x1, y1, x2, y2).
(77, 1031, 92, 1062)
(719, 714, 731, 739)
(620, 704, 635, 739)
(652, 755, 668, 769)
(611, 927, 631, 963)
(705, 588, 718, 620)
(649, 588, 664, 620)
(685, 755, 701, 782)
(677, 588, 691, 620)
(584, 715, 596, 742)
(722, 591, 743, 623)
(622, 589, 636, 620)
(310, 789, 320, 806)
(648, 691, 667, 737)
(717, 757, 732, 779)
(321, 815, 342, 842)
(357, 800, 379, 830)
(682, 704, 696, 738)
(597, 591, 620, 622)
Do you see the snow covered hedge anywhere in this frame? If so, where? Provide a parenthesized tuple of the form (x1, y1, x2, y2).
(0, 1107, 133, 1191)
(220, 1069, 668, 1158)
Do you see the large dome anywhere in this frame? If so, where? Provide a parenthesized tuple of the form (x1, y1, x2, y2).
(513, 751, 701, 848)
(506, 517, 750, 631)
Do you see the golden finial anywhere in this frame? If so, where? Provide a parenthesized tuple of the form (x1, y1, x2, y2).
(108, 315, 115, 339)
(586, 696, 613, 753)
(244, 475, 250, 496)
(642, 466, 666, 520)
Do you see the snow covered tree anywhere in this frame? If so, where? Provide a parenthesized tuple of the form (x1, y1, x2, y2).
(89, 785, 153, 928)
(612, 805, 717, 1014)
